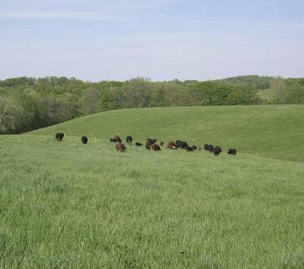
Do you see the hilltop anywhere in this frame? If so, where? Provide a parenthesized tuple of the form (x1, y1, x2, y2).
(30, 105, 304, 162)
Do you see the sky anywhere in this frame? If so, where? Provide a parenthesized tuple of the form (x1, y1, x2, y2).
(0, 0, 303, 81)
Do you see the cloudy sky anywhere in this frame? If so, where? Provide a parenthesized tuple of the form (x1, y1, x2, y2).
(0, 0, 303, 81)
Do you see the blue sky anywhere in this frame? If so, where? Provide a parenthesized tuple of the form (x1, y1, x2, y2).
(0, 0, 303, 81)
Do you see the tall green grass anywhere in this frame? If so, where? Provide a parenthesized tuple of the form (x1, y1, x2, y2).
(1, 135, 304, 268)
(30, 105, 304, 162)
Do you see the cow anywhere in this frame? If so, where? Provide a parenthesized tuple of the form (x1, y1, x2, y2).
(228, 148, 237, 155)
(213, 146, 222, 156)
(186, 146, 194, 152)
(81, 136, 88, 144)
(126, 136, 133, 145)
(115, 143, 126, 152)
(167, 141, 176, 150)
(135, 142, 143, 146)
(150, 144, 161, 151)
(110, 135, 122, 143)
(55, 132, 65, 141)
(145, 138, 157, 150)
(175, 140, 189, 149)
(160, 141, 164, 147)
(204, 144, 214, 153)
(192, 145, 197, 150)
(167, 144, 175, 150)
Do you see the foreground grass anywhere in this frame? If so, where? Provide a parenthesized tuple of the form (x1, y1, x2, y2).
(1, 135, 304, 268)
(30, 105, 304, 163)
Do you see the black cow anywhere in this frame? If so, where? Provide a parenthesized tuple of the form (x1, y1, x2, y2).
(160, 141, 164, 147)
(146, 138, 157, 150)
(135, 142, 143, 146)
(55, 132, 65, 141)
(175, 140, 189, 149)
(192, 145, 197, 150)
(213, 146, 222, 156)
(204, 144, 214, 153)
(228, 148, 237, 155)
(126, 136, 133, 145)
(186, 146, 194, 152)
(81, 136, 88, 144)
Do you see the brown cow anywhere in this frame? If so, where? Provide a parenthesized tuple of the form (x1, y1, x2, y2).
(150, 144, 161, 151)
(110, 135, 122, 143)
(167, 141, 176, 150)
(115, 143, 126, 152)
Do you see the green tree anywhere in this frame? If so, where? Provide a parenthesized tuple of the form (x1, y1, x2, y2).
(124, 78, 152, 108)
(0, 96, 23, 133)
(79, 88, 99, 115)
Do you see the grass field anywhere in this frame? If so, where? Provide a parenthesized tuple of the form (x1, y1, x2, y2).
(1, 105, 304, 268)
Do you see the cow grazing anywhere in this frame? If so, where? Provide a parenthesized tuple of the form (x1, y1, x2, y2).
(160, 141, 164, 147)
(192, 145, 197, 150)
(145, 138, 157, 150)
(213, 146, 222, 156)
(114, 135, 122, 143)
(175, 140, 189, 149)
(167, 141, 176, 150)
(126, 136, 133, 145)
(204, 144, 214, 153)
(81, 136, 88, 144)
(135, 142, 143, 146)
(55, 132, 65, 141)
(115, 143, 126, 152)
(186, 146, 194, 152)
(110, 135, 122, 143)
(150, 144, 161, 151)
(228, 148, 237, 155)
(167, 144, 176, 150)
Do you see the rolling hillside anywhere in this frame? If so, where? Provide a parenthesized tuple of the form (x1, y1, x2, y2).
(30, 105, 304, 162)
(1, 105, 304, 268)
(1, 135, 304, 268)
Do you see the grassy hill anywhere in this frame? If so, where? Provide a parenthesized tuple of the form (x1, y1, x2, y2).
(1, 105, 304, 268)
(30, 105, 304, 162)
(1, 135, 304, 268)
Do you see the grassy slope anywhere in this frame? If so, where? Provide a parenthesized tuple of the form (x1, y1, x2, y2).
(1, 135, 304, 268)
(30, 105, 304, 162)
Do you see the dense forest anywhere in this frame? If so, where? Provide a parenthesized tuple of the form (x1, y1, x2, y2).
(0, 75, 303, 134)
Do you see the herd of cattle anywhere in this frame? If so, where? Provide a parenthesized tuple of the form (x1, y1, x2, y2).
(55, 132, 237, 156)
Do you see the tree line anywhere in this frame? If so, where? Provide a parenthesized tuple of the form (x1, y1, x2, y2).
(0, 75, 303, 134)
